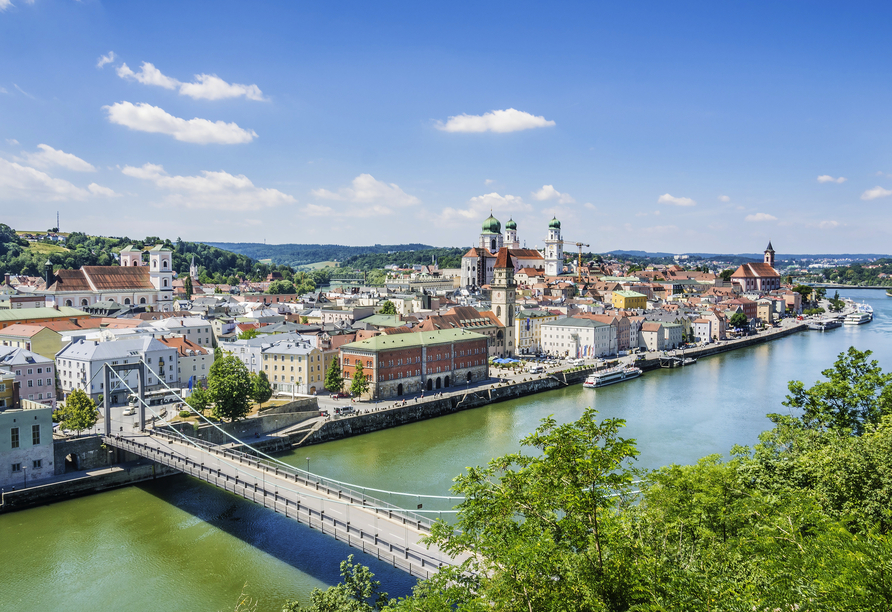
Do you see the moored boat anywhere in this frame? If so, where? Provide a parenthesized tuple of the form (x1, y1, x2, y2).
(807, 318, 842, 331)
(583, 366, 642, 388)
(844, 311, 872, 325)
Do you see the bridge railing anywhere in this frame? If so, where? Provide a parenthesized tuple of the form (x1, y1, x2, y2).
(143, 429, 437, 531)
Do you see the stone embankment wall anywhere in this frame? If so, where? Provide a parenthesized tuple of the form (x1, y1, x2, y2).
(289, 324, 806, 449)
(53, 436, 112, 474)
(169, 398, 320, 444)
(0, 461, 178, 513)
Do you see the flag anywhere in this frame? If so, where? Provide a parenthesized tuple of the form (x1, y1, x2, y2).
(188, 376, 194, 392)
(526, 318, 531, 331)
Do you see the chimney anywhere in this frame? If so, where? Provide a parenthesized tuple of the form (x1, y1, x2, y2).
(70, 318, 77, 325)
(44, 260, 55, 288)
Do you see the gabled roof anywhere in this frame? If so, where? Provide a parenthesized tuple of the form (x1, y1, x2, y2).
(731, 263, 779, 279)
(341, 328, 487, 352)
(494, 247, 511, 269)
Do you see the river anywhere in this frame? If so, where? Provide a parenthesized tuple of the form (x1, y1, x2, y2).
(2, 289, 890, 611)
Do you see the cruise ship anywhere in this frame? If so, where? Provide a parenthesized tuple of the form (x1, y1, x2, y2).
(844, 311, 872, 325)
(807, 318, 842, 331)
(583, 365, 642, 388)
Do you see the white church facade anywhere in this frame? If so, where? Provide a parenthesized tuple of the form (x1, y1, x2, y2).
(460, 215, 565, 288)
(37, 244, 175, 311)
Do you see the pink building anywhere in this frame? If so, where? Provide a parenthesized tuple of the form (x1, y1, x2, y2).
(0, 347, 56, 405)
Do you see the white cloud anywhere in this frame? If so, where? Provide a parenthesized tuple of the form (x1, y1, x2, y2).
(311, 174, 419, 208)
(584, 202, 596, 210)
(302, 203, 336, 217)
(816, 220, 839, 229)
(13, 84, 36, 100)
(657, 193, 696, 206)
(0, 158, 89, 201)
(484, 179, 495, 185)
(861, 186, 892, 201)
(817, 175, 846, 184)
(0, 0, 12, 12)
(116, 62, 179, 89)
(435, 108, 555, 133)
(5, 138, 18, 145)
(744, 212, 777, 222)
(0, 87, 8, 94)
(96, 52, 116, 69)
(116, 61, 266, 101)
(122, 162, 294, 211)
(531, 184, 575, 204)
(21, 144, 96, 172)
(718, 195, 730, 202)
(179, 73, 266, 101)
(87, 183, 120, 197)
(440, 192, 531, 223)
(104, 102, 257, 144)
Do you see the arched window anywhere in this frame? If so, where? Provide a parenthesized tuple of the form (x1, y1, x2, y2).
(80, 299, 88, 306)
(152, 260, 157, 269)
(491, 239, 496, 251)
(132, 261, 138, 266)
(162, 279, 168, 288)
(496, 306, 501, 317)
(139, 297, 146, 304)
(64, 299, 72, 307)
(162, 260, 168, 270)
(124, 298, 131, 305)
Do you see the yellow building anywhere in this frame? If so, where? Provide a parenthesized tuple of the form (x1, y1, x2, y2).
(0, 324, 63, 361)
(514, 309, 560, 355)
(612, 290, 647, 310)
(0, 370, 16, 409)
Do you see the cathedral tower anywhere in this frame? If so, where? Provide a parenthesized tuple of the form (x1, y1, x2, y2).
(491, 247, 516, 357)
(764, 241, 776, 268)
(544, 217, 563, 276)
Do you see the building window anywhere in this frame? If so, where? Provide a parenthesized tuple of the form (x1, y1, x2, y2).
(12, 463, 21, 473)
(33, 459, 42, 469)
(11, 427, 19, 449)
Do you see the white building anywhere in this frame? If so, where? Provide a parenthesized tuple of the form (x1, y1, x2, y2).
(541, 317, 615, 358)
(514, 309, 560, 355)
(56, 337, 179, 406)
(460, 216, 552, 288)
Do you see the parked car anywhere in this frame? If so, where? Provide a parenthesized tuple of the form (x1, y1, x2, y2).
(330, 391, 350, 399)
(123, 407, 136, 416)
(334, 406, 355, 416)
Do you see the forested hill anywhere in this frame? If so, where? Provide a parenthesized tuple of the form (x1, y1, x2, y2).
(0, 224, 292, 284)
(203, 242, 434, 268)
(341, 247, 466, 270)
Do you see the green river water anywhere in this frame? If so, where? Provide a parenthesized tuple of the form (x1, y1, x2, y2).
(2, 289, 891, 612)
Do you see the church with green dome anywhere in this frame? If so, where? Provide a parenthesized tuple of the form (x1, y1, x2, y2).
(460, 214, 564, 288)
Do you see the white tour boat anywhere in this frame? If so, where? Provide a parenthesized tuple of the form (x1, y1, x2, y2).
(583, 365, 642, 388)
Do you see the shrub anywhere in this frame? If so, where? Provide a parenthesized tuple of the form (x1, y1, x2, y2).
(179, 410, 192, 418)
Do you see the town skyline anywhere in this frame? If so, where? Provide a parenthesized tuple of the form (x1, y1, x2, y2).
(2, 2, 891, 252)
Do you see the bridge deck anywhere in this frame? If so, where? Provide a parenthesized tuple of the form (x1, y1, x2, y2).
(105, 431, 460, 579)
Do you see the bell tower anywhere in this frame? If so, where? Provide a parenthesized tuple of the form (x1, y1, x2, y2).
(764, 241, 776, 268)
(544, 217, 563, 276)
(491, 248, 516, 357)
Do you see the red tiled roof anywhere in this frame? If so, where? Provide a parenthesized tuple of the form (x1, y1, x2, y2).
(158, 335, 209, 356)
(731, 263, 779, 279)
(494, 247, 511, 269)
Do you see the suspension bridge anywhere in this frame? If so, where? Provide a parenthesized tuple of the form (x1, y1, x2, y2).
(97, 360, 465, 579)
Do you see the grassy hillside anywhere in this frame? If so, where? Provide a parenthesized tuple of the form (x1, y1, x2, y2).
(204, 242, 435, 268)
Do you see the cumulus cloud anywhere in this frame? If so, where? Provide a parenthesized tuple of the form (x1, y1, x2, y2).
(718, 195, 730, 202)
(485, 179, 495, 185)
(104, 102, 257, 144)
(861, 186, 892, 201)
(311, 174, 419, 209)
(21, 144, 96, 172)
(817, 175, 846, 184)
(5, 138, 18, 145)
(657, 193, 696, 206)
(87, 183, 120, 197)
(745, 212, 777, 222)
(815, 220, 839, 229)
(531, 184, 575, 204)
(440, 192, 531, 223)
(584, 202, 597, 210)
(0, 0, 12, 12)
(179, 74, 266, 101)
(0, 158, 90, 201)
(302, 203, 336, 217)
(435, 108, 555, 133)
(96, 51, 116, 69)
(122, 162, 295, 211)
(116, 61, 266, 101)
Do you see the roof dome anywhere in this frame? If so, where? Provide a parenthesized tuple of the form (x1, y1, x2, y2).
(548, 216, 561, 230)
(482, 214, 501, 234)
(505, 218, 517, 231)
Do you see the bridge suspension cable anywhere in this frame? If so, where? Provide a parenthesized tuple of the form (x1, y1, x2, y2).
(137, 358, 467, 501)
(105, 365, 461, 515)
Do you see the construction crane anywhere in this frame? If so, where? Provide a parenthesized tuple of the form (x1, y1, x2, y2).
(558, 240, 590, 282)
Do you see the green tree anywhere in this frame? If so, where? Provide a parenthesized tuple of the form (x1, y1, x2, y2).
(185, 385, 210, 414)
(282, 555, 389, 611)
(252, 370, 273, 408)
(300, 316, 309, 325)
(350, 360, 369, 398)
(58, 389, 99, 435)
(424, 408, 640, 610)
(719, 268, 734, 282)
(792, 284, 814, 302)
(207, 356, 254, 421)
(267, 279, 296, 294)
(238, 328, 259, 340)
(379, 300, 397, 315)
(781, 347, 892, 435)
(729, 311, 748, 329)
(184, 275, 193, 299)
(325, 357, 344, 393)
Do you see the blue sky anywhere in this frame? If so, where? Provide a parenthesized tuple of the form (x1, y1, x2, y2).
(2, 1, 891, 254)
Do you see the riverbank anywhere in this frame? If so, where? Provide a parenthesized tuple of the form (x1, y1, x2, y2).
(242, 321, 807, 452)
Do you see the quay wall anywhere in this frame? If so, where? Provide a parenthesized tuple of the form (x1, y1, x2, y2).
(0, 461, 178, 513)
(169, 398, 320, 444)
(291, 323, 807, 448)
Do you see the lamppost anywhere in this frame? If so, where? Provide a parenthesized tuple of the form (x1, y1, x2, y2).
(22, 466, 27, 488)
(306, 457, 310, 474)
